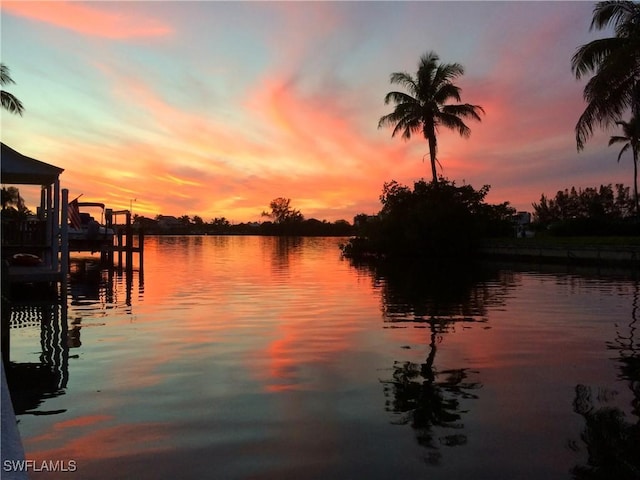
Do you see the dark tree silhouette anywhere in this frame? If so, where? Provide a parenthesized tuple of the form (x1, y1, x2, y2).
(261, 197, 303, 224)
(609, 115, 640, 214)
(1, 63, 24, 115)
(378, 51, 484, 183)
(572, 1, 640, 150)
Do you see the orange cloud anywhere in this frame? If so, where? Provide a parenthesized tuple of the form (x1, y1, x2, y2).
(2, 1, 172, 39)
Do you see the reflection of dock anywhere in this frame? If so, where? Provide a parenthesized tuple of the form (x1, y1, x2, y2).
(1, 287, 69, 414)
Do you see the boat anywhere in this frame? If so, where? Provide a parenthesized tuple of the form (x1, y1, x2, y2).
(68, 201, 115, 252)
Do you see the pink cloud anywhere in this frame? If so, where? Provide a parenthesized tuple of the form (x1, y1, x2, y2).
(2, 1, 172, 39)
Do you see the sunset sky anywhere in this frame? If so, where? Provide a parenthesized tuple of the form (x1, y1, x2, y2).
(0, 1, 630, 223)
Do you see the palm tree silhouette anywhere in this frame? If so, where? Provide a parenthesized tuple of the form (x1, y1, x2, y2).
(609, 115, 640, 214)
(0, 63, 24, 115)
(572, 1, 640, 150)
(378, 51, 484, 184)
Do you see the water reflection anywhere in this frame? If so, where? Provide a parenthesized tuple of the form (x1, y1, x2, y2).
(353, 258, 511, 464)
(570, 282, 640, 479)
(267, 236, 303, 274)
(6, 257, 143, 416)
(4, 295, 69, 416)
(69, 258, 143, 313)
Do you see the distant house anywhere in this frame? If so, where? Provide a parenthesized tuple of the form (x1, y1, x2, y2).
(513, 211, 533, 238)
(133, 216, 158, 231)
(514, 211, 531, 225)
(156, 215, 182, 232)
(353, 214, 377, 229)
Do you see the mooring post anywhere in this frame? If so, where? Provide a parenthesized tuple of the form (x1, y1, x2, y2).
(105, 209, 114, 267)
(117, 228, 124, 269)
(60, 189, 69, 300)
(138, 228, 144, 271)
(126, 211, 133, 272)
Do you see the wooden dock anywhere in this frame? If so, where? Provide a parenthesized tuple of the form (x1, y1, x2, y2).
(101, 209, 144, 270)
(6, 264, 64, 284)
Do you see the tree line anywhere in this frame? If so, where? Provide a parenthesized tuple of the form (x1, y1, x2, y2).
(133, 197, 354, 236)
(531, 183, 639, 236)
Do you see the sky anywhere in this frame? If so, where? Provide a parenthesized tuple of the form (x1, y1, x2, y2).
(0, 1, 630, 223)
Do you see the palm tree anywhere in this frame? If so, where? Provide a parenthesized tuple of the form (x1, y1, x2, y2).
(378, 51, 484, 184)
(1, 63, 24, 115)
(572, 1, 640, 150)
(609, 115, 640, 214)
(1, 186, 25, 211)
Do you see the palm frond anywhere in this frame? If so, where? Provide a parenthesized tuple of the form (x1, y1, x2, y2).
(434, 83, 462, 104)
(389, 72, 418, 95)
(442, 103, 484, 122)
(590, 1, 639, 33)
(617, 142, 631, 162)
(437, 112, 471, 137)
(432, 62, 464, 89)
(1, 91, 24, 115)
(571, 37, 624, 78)
(0, 63, 16, 86)
(383, 90, 418, 106)
(609, 135, 628, 146)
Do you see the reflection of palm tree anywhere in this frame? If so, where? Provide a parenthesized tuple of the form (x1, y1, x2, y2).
(609, 116, 640, 214)
(382, 322, 481, 465)
(0, 63, 24, 115)
(370, 259, 504, 464)
(378, 51, 484, 183)
(570, 384, 640, 479)
(608, 281, 640, 418)
(570, 281, 640, 479)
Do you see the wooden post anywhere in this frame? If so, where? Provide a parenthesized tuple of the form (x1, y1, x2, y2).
(105, 209, 114, 267)
(138, 229, 144, 271)
(45, 184, 53, 267)
(125, 211, 133, 271)
(52, 179, 60, 272)
(60, 189, 69, 294)
(117, 228, 123, 270)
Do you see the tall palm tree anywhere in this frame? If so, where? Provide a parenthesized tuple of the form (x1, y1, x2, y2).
(378, 51, 484, 184)
(1, 63, 24, 115)
(609, 115, 640, 214)
(572, 1, 640, 150)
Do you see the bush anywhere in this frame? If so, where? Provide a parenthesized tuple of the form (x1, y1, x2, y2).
(343, 178, 514, 259)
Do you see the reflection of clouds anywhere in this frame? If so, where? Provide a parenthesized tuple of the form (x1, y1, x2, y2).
(25, 421, 170, 468)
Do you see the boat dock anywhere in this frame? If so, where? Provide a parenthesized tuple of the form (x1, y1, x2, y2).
(89, 208, 144, 271)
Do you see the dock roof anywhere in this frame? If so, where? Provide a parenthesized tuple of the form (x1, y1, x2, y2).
(1, 142, 64, 185)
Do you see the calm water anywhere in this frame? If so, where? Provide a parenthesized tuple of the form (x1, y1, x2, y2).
(6, 236, 640, 479)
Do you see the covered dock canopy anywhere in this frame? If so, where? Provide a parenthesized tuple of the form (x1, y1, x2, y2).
(1, 141, 68, 289)
(1, 142, 64, 185)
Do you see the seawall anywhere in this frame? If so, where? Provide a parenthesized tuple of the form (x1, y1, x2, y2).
(479, 242, 640, 267)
